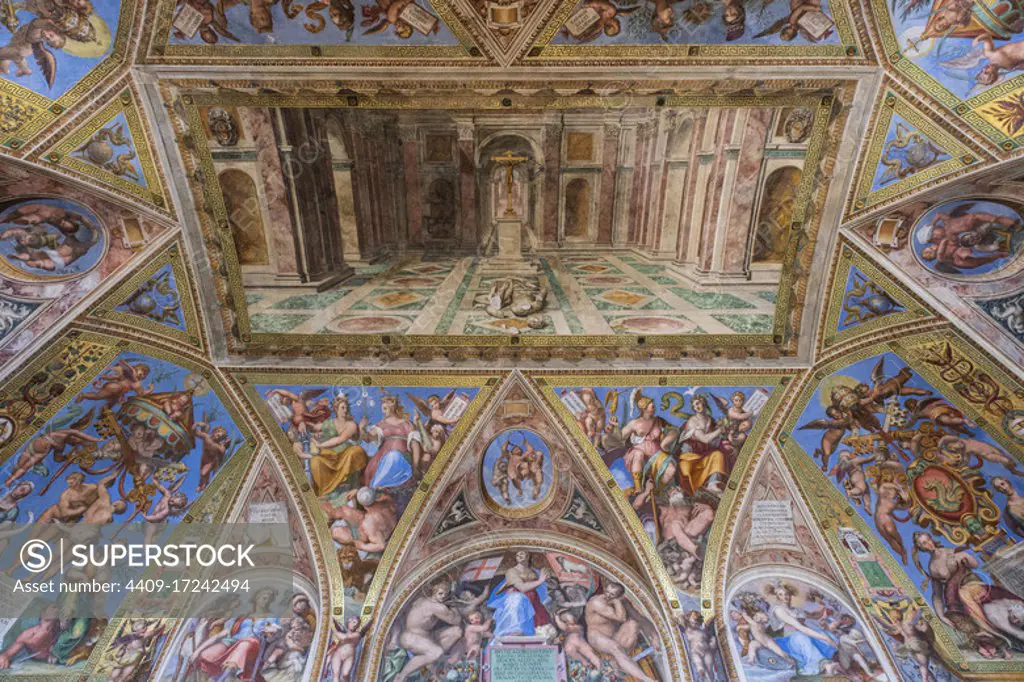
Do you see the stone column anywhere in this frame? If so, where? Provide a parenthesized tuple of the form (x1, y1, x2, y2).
(611, 122, 637, 247)
(274, 108, 352, 288)
(657, 113, 692, 258)
(712, 108, 773, 277)
(324, 113, 363, 265)
(597, 122, 620, 245)
(542, 118, 563, 246)
(399, 122, 423, 247)
(454, 118, 478, 248)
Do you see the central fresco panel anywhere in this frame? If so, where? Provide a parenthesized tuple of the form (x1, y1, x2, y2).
(161, 82, 846, 359)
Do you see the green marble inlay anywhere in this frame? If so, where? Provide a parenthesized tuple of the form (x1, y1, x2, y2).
(670, 288, 755, 310)
(712, 313, 774, 333)
(250, 313, 313, 333)
(649, 275, 680, 285)
(272, 290, 349, 310)
(435, 260, 478, 334)
(539, 258, 584, 334)
(245, 293, 264, 307)
(757, 290, 778, 303)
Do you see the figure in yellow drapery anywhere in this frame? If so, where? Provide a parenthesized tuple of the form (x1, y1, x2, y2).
(303, 394, 368, 498)
(676, 395, 729, 496)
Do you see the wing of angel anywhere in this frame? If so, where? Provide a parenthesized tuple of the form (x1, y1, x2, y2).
(949, 202, 976, 218)
(407, 393, 431, 418)
(604, 390, 618, 416)
(752, 17, 787, 39)
(32, 41, 57, 89)
(299, 388, 326, 402)
(710, 394, 731, 415)
(798, 417, 844, 431)
(940, 46, 985, 69)
(870, 356, 886, 387)
(438, 390, 456, 411)
(69, 407, 95, 432)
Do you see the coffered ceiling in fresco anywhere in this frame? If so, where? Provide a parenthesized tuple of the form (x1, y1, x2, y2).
(1, 2, 1024, 682)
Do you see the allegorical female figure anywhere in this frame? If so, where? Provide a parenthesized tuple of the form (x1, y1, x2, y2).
(361, 395, 423, 488)
(677, 395, 729, 495)
(305, 395, 368, 497)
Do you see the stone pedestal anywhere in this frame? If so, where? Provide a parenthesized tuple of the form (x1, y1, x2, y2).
(480, 217, 537, 275)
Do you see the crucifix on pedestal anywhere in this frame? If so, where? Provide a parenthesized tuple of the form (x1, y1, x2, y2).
(490, 149, 529, 218)
(482, 149, 535, 274)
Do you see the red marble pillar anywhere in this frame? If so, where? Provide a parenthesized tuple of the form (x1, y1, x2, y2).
(697, 110, 736, 274)
(719, 109, 773, 275)
(456, 122, 477, 247)
(542, 121, 562, 245)
(248, 108, 300, 279)
(400, 125, 423, 247)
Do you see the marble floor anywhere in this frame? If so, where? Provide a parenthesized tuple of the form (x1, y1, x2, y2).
(244, 253, 777, 336)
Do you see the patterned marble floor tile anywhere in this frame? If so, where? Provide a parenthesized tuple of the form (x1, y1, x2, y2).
(605, 314, 703, 335)
(463, 313, 557, 335)
(250, 312, 314, 333)
(758, 290, 778, 303)
(669, 288, 756, 310)
(587, 287, 671, 311)
(351, 288, 432, 311)
(322, 314, 414, 334)
(245, 292, 264, 307)
(711, 313, 774, 333)
(271, 290, 350, 310)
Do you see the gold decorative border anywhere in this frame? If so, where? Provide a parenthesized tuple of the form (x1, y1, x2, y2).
(850, 89, 978, 213)
(147, 0, 484, 62)
(167, 81, 844, 357)
(42, 88, 167, 208)
(777, 329, 1024, 673)
(531, 369, 796, 621)
(0, 0, 139, 148)
(362, 532, 687, 681)
(868, 0, 1024, 149)
(528, 0, 862, 62)
(818, 234, 933, 354)
(231, 368, 500, 626)
(89, 239, 205, 351)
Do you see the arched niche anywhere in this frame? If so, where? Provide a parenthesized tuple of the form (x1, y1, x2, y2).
(476, 133, 544, 246)
(218, 169, 270, 267)
(724, 567, 896, 682)
(363, 532, 685, 682)
(752, 166, 802, 265)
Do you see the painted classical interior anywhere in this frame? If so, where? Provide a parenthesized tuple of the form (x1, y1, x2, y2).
(1, 0, 1024, 681)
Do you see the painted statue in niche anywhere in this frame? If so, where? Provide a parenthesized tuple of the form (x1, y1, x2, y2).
(481, 429, 553, 511)
(727, 576, 886, 680)
(379, 549, 668, 682)
(257, 385, 477, 615)
(886, 0, 1024, 100)
(169, 0, 457, 45)
(559, 385, 773, 599)
(0, 0, 119, 97)
(793, 353, 1024, 660)
(0, 197, 108, 282)
(554, 0, 839, 45)
(0, 351, 243, 676)
(911, 199, 1024, 277)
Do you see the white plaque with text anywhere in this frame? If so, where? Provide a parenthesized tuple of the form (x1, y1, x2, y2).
(750, 500, 797, 548)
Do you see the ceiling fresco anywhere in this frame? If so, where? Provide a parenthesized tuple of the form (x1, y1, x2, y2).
(0, 2, 1023, 682)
